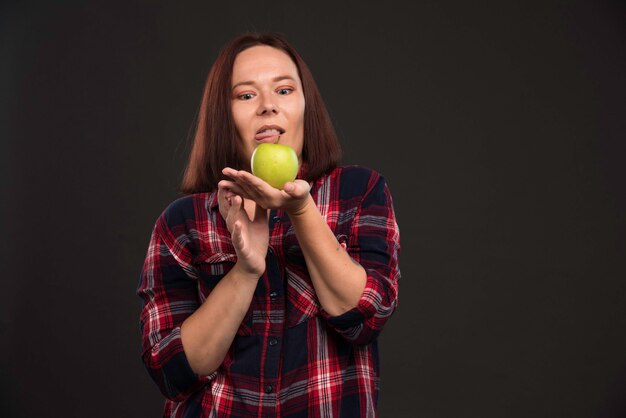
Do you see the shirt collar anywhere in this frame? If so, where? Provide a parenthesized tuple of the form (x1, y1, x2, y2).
(208, 190, 220, 211)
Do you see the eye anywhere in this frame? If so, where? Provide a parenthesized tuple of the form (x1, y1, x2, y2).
(277, 87, 293, 95)
(237, 93, 255, 100)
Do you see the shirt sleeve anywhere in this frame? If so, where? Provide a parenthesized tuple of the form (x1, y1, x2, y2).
(321, 172, 401, 345)
(136, 214, 212, 401)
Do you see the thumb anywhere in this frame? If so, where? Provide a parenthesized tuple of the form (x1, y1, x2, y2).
(283, 180, 310, 198)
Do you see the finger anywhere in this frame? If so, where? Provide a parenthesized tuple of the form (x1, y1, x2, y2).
(222, 167, 242, 180)
(226, 195, 243, 225)
(223, 176, 266, 207)
(218, 179, 237, 190)
(217, 184, 229, 205)
(231, 195, 243, 212)
(218, 180, 241, 200)
(239, 173, 284, 204)
(238, 171, 278, 194)
(222, 168, 267, 192)
(224, 170, 284, 210)
(222, 182, 247, 199)
(217, 186, 233, 219)
(236, 179, 264, 201)
(232, 221, 244, 250)
(236, 169, 261, 184)
(283, 182, 296, 194)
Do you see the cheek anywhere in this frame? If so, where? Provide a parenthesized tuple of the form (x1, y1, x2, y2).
(290, 99, 305, 130)
(293, 105, 305, 155)
(231, 105, 246, 134)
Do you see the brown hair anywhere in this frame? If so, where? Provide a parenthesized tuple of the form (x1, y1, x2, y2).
(180, 32, 342, 194)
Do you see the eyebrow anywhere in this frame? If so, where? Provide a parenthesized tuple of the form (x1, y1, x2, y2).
(231, 75, 297, 90)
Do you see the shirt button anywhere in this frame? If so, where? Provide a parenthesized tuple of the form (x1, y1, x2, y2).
(265, 385, 273, 394)
(269, 291, 278, 299)
(272, 216, 281, 223)
(269, 337, 278, 347)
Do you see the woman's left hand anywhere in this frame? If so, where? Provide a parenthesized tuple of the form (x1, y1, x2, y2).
(219, 167, 312, 214)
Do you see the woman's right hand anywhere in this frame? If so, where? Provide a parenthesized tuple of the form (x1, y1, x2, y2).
(180, 187, 269, 376)
(218, 185, 269, 277)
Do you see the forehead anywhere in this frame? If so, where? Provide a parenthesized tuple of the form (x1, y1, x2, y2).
(232, 45, 300, 83)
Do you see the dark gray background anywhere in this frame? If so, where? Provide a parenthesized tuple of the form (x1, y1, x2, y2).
(2, 1, 625, 417)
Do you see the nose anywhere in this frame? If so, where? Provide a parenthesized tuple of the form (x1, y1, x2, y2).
(256, 94, 278, 116)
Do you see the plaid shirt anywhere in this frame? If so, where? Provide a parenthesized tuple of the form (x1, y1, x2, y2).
(137, 165, 401, 417)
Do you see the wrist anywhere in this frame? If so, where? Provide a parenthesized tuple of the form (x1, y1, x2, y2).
(231, 260, 264, 282)
(286, 194, 315, 218)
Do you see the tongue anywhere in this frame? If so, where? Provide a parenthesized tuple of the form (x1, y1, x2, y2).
(255, 129, 281, 141)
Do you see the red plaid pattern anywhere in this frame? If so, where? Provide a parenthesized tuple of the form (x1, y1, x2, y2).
(137, 165, 401, 417)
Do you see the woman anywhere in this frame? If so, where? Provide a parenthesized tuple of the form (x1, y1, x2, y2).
(137, 32, 400, 417)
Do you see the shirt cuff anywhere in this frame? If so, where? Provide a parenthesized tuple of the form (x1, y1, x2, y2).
(144, 327, 212, 400)
(319, 272, 380, 329)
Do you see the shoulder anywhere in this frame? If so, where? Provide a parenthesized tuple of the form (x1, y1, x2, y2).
(158, 192, 213, 230)
(323, 165, 385, 199)
(337, 164, 382, 183)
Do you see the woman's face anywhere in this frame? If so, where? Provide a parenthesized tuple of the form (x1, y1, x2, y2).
(231, 45, 305, 163)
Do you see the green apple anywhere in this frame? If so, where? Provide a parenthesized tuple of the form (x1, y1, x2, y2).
(251, 143, 299, 189)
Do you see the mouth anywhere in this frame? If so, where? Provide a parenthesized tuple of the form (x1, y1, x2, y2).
(255, 125, 285, 143)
